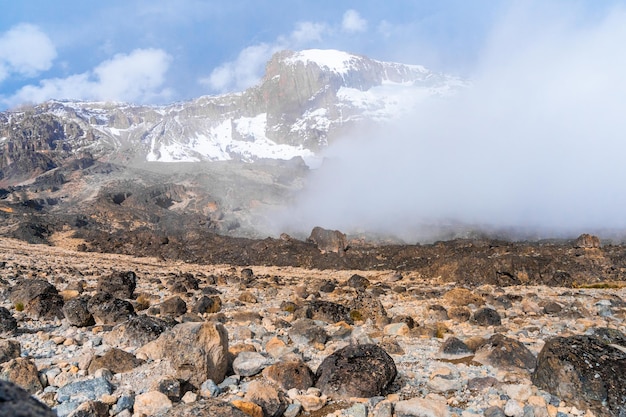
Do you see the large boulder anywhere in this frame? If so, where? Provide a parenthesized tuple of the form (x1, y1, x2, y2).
(87, 348, 144, 375)
(155, 398, 248, 417)
(96, 271, 136, 299)
(63, 296, 95, 327)
(0, 379, 56, 416)
(104, 315, 173, 348)
(308, 227, 348, 255)
(86, 292, 135, 325)
(0, 307, 17, 333)
(532, 331, 626, 417)
(315, 344, 397, 399)
(474, 334, 536, 370)
(0, 357, 42, 394)
(137, 321, 229, 387)
(9, 279, 64, 319)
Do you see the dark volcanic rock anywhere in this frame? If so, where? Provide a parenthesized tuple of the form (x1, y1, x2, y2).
(262, 360, 315, 391)
(474, 334, 536, 370)
(0, 339, 20, 364)
(471, 307, 502, 326)
(104, 315, 172, 348)
(441, 337, 472, 355)
(315, 344, 397, 399)
(532, 331, 626, 417)
(345, 274, 370, 291)
(288, 319, 328, 346)
(192, 295, 222, 314)
(87, 292, 135, 325)
(155, 398, 248, 417)
(0, 307, 17, 333)
(63, 296, 95, 327)
(299, 300, 351, 324)
(97, 271, 136, 299)
(0, 379, 56, 416)
(308, 226, 348, 255)
(88, 348, 144, 375)
(9, 279, 64, 319)
(159, 296, 187, 316)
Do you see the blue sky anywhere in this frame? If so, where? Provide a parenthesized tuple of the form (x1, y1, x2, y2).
(0, 0, 620, 109)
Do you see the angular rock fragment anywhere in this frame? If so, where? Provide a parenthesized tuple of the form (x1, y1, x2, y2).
(104, 315, 172, 348)
(263, 360, 315, 391)
(137, 321, 229, 386)
(471, 307, 501, 326)
(0, 357, 42, 394)
(0, 307, 18, 333)
(474, 334, 536, 370)
(0, 379, 56, 416)
(315, 344, 397, 399)
(9, 279, 64, 319)
(87, 348, 144, 375)
(87, 292, 135, 325)
(533, 331, 626, 417)
(96, 270, 136, 299)
(63, 296, 95, 327)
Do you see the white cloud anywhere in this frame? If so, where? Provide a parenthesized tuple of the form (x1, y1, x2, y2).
(4, 48, 172, 106)
(200, 43, 281, 92)
(342, 10, 367, 33)
(200, 10, 359, 94)
(0, 24, 56, 83)
(291, 21, 329, 43)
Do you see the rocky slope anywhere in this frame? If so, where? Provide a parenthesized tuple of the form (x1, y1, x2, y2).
(0, 237, 624, 417)
(0, 49, 464, 241)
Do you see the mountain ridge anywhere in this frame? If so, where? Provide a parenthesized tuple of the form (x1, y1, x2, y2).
(1, 49, 464, 173)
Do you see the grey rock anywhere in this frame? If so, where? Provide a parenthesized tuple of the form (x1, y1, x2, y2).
(315, 344, 397, 399)
(96, 270, 136, 299)
(474, 334, 536, 370)
(0, 379, 56, 416)
(0, 339, 20, 364)
(56, 377, 113, 403)
(63, 296, 95, 327)
(0, 307, 17, 333)
(104, 314, 172, 348)
(471, 307, 501, 326)
(86, 292, 135, 325)
(232, 351, 273, 377)
(532, 331, 626, 417)
(9, 279, 64, 319)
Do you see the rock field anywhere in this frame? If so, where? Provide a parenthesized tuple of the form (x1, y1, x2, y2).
(0, 236, 625, 417)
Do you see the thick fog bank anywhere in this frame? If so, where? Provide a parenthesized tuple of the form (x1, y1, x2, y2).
(271, 3, 626, 242)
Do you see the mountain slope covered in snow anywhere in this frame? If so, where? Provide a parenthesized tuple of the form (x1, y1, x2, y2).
(0, 49, 464, 173)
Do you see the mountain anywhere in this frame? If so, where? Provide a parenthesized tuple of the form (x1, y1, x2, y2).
(1, 49, 463, 173)
(0, 49, 464, 241)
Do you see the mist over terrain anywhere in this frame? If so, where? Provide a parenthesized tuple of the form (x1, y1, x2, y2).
(275, 3, 626, 242)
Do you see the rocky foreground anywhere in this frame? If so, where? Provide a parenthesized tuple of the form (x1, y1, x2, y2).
(0, 237, 625, 417)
